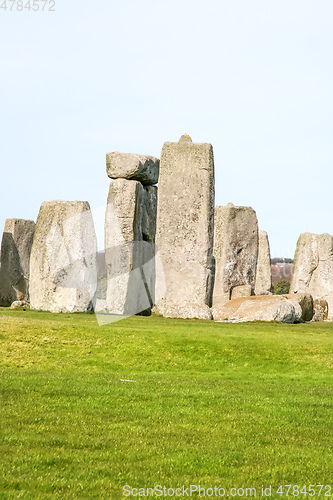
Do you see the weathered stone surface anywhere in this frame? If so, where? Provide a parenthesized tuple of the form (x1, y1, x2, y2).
(11, 300, 28, 309)
(207, 255, 215, 308)
(213, 203, 259, 306)
(154, 135, 215, 320)
(313, 298, 328, 321)
(290, 232, 333, 319)
(94, 299, 108, 313)
(231, 284, 252, 300)
(155, 303, 212, 320)
(255, 230, 272, 295)
(30, 201, 97, 313)
(282, 293, 314, 322)
(312, 311, 324, 322)
(105, 179, 156, 315)
(106, 152, 159, 185)
(0, 219, 35, 306)
(142, 185, 157, 242)
(212, 295, 301, 323)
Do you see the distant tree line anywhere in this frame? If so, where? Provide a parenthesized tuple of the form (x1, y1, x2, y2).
(271, 257, 293, 265)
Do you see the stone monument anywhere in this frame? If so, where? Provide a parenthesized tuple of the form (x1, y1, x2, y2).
(213, 203, 258, 306)
(290, 232, 333, 318)
(255, 230, 272, 295)
(105, 153, 159, 315)
(0, 219, 35, 306)
(154, 135, 215, 320)
(30, 201, 98, 313)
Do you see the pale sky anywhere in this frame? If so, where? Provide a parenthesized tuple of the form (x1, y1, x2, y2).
(1, 0, 332, 258)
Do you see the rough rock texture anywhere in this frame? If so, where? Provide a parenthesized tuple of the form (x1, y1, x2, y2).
(213, 203, 259, 306)
(11, 300, 29, 309)
(154, 135, 215, 320)
(290, 232, 333, 319)
(155, 303, 212, 320)
(212, 295, 301, 323)
(312, 311, 324, 322)
(255, 230, 272, 295)
(207, 255, 216, 308)
(282, 293, 314, 322)
(106, 152, 159, 185)
(105, 178, 157, 315)
(0, 219, 35, 306)
(142, 185, 158, 242)
(30, 201, 97, 313)
(313, 298, 328, 321)
(231, 284, 252, 300)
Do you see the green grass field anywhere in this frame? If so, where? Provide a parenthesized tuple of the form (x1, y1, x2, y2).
(0, 308, 332, 499)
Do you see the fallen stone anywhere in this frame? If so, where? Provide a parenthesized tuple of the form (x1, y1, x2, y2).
(106, 152, 159, 185)
(282, 293, 314, 322)
(11, 300, 29, 309)
(231, 284, 252, 300)
(290, 232, 333, 319)
(212, 295, 301, 323)
(0, 219, 35, 306)
(213, 203, 259, 306)
(255, 230, 272, 295)
(29, 201, 98, 313)
(154, 135, 215, 320)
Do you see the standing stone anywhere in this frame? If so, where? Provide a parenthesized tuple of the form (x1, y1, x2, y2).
(213, 203, 259, 306)
(0, 219, 35, 306)
(255, 230, 272, 295)
(106, 152, 159, 185)
(105, 178, 157, 315)
(290, 232, 333, 319)
(30, 201, 97, 313)
(154, 135, 215, 320)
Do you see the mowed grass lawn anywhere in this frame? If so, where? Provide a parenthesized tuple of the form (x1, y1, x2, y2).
(0, 308, 332, 499)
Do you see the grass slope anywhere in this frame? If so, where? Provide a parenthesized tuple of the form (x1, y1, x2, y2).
(0, 309, 332, 498)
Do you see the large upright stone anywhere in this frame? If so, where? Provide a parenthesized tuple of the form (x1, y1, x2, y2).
(30, 201, 97, 313)
(0, 219, 35, 306)
(255, 230, 272, 295)
(290, 232, 333, 318)
(154, 135, 215, 320)
(213, 203, 259, 306)
(106, 152, 159, 185)
(105, 178, 157, 315)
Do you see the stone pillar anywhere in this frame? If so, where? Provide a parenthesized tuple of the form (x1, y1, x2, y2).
(105, 153, 159, 315)
(0, 219, 35, 306)
(154, 135, 215, 319)
(29, 201, 97, 313)
(255, 230, 272, 295)
(290, 232, 333, 318)
(213, 203, 258, 306)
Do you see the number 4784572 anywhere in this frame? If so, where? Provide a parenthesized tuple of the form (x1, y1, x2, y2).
(0, 0, 55, 11)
